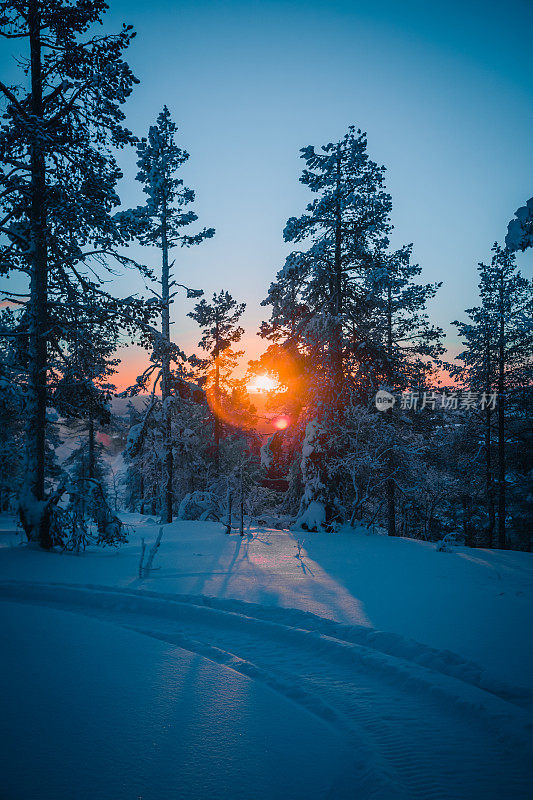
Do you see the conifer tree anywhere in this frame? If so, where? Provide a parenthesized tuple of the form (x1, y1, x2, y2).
(361, 244, 444, 535)
(282, 126, 392, 394)
(121, 107, 214, 524)
(452, 244, 533, 547)
(260, 127, 392, 527)
(0, 0, 152, 547)
(188, 291, 246, 472)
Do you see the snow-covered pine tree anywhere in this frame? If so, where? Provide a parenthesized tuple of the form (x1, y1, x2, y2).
(358, 244, 444, 535)
(354, 245, 443, 393)
(64, 427, 109, 513)
(260, 127, 393, 528)
(119, 107, 214, 524)
(451, 244, 533, 548)
(52, 302, 121, 536)
(447, 302, 498, 544)
(188, 290, 246, 473)
(0, 0, 154, 547)
(282, 126, 392, 396)
(53, 301, 118, 472)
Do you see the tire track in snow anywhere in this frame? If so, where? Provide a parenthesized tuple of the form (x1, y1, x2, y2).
(1, 581, 532, 800)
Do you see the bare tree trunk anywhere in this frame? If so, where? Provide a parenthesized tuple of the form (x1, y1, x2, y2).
(19, 0, 52, 549)
(225, 483, 232, 534)
(331, 147, 343, 393)
(214, 358, 221, 473)
(160, 207, 173, 524)
(139, 459, 145, 514)
(385, 280, 396, 537)
(485, 407, 495, 546)
(386, 479, 396, 537)
(88, 416, 95, 480)
(214, 312, 221, 474)
(484, 330, 495, 547)
(485, 409, 496, 547)
(497, 277, 506, 549)
(239, 463, 244, 537)
(462, 496, 470, 546)
(497, 369, 506, 549)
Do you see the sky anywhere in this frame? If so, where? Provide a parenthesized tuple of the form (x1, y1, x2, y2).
(1, 0, 532, 388)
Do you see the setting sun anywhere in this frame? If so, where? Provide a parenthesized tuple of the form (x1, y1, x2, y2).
(248, 374, 278, 393)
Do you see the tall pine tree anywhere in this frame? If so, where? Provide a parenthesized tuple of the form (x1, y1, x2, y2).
(360, 244, 444, 535)
(0, 0, 152, 547)
(121, 106, 214, 523)
(452, 244, 533, 547)
(282, 126, 392, 395)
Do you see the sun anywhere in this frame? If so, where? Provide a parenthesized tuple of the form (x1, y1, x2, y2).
(248, 374, 278, 393)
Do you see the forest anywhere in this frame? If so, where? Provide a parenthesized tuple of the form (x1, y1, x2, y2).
(0, 0, 532, 556)
(1, 2, 533, 799)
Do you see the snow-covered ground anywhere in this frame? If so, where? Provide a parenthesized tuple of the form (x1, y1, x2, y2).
(1, 515, 532, 799)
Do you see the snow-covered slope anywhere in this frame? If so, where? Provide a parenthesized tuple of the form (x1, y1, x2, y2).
(0, 516, 532, 799)
(1, 514, 531, 687)
(1, 601, 349, 800)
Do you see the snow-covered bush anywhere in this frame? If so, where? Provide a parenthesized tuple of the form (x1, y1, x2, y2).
(178, 491, 218, 521)
(293, 418, 329, 531)
(436, 532, 463, 552)
(293, 500, 326, 532)
(506, 197, 533, 252)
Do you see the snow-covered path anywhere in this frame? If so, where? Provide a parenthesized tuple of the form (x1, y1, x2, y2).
(1, 580, 532, 800)
(0, 601, 348, 800)
(2, 515, 532, 687)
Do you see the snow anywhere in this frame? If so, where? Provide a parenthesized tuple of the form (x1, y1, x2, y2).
(293, 499, 326, 532)
(177, 491, 217, 520)
(0, 602, 349, 800)
(506, 197, 533, 251)
(1, 515, 532, 798)
(125, 422, 143, 454)
(260, 433, 274, 469)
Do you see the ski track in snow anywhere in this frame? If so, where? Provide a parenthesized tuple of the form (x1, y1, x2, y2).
(1, 580, 532, 800)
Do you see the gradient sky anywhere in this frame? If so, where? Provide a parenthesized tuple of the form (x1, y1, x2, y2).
(2, 0, 532, 387)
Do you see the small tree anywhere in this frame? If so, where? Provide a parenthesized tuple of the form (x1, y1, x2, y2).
(188, 290, 246, 473)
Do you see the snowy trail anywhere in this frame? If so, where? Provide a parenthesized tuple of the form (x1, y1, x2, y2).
(1, 581, 532, 800)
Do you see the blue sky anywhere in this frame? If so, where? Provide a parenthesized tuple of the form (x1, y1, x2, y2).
(2, 0, 532, 382)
